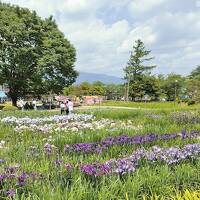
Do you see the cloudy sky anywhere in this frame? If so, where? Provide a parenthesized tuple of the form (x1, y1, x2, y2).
(2, 0, 200, 77)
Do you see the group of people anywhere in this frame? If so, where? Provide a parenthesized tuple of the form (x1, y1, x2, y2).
(60, 99, 73, 115)
(19, 99, 37, 111)
(18, 98, 74, 113)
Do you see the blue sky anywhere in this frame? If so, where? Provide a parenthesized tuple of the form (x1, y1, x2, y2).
(2, 0, 200, 77)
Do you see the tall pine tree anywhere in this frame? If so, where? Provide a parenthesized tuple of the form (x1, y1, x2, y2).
(124, 39, 156, 100)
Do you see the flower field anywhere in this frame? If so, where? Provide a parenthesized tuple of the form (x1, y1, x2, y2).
(1, 109, 200, 199)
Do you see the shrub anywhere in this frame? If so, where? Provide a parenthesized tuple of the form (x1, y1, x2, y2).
(2, 105, 18, 111)
(187, 100, 196, 106)
(0, 105, 5, 110)
(182, 98, 189, 103)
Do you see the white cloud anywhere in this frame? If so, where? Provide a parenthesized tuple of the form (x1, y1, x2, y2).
(129, 0, 166, 13)
(3, 0, 103, 18)
(4, 0, 56, 17)
(2, 0, 200, 77)
(66, 19, 130, 74)
(61, 0, 91, 13)
(117, 25, 157, 53)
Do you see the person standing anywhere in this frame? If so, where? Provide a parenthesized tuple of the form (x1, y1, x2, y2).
(32, 99, 37, 110)
(65, 100, 69, 115)
(67, 99, 74, 115)
(60, 102, 65, 114)
(19, 99, 25, 111)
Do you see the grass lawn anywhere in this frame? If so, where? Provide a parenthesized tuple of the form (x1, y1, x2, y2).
(1, 106, 200, 199)
(100, 100, 200, 110)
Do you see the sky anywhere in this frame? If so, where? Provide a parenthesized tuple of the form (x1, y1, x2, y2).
(2, 0, 200, 77)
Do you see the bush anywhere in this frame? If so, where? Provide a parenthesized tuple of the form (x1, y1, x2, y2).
(2, 105, 18, 111)
(0, 105, 5, 110)
(182, 98, 189, 103)
(187, 100, 196, 106)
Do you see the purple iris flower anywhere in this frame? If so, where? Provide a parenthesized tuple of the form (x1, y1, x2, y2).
(54, 159, 63, 167)
(0, 159, 5, 164)
(65, 163, 73, 171)
(64, 130, 198, 154)
(7, 189, 16, 197)
(17, 172, 27, 186)
(81, 143, 200, 177)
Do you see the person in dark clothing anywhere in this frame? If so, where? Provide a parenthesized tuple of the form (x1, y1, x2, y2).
(65, 101, 69, 115)
(24, 102, 29, 110)
(29, 102, 34, 110)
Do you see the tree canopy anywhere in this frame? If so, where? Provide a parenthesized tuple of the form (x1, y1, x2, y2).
(190, 66, 200, 80)
(0, 3, 77, 105)
(63, 81, 106, 97)
(124, 39, 155, 79)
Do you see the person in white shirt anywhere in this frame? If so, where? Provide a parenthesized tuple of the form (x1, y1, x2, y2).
(67, 99, 73, 115)
(32, 99, 37, 110)
(60, 102, 65, 114)
(19, 99, 25, 111)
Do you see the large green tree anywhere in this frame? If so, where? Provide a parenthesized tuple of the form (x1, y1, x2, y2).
(105, 84, 124, 100)
(0, 3, 77, 106)
(124, 39, 156, 100)
(190, 66, 200, 80)
(142, 75, 160, 100)
(161, 74, 185, 101)
(63, 81, 106, 97)
(186, 79, 200, 102)
(186, 65, 200, 102)
(89, 81, 105, 96)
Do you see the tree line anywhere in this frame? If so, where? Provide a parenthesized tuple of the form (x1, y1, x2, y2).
(63, 81, 124, 100)
(123, 39, 200, 103)
(65, 40, 200, 104)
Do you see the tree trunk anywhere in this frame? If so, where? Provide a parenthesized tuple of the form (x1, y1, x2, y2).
(11, 96, 17, 107)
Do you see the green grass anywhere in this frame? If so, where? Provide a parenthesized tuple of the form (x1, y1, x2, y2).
(1, 107, 200, 199)
(0, 109, 60, 118)
(100, 100, 200, 110)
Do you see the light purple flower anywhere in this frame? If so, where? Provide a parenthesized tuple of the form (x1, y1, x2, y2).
(7, 189, 16, 197)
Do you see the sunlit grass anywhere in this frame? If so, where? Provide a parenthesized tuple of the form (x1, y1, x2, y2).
(100, 100, 200, 111)
(1, 106, 200, 199)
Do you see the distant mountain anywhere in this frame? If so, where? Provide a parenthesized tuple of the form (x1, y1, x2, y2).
(76, 72, 124, 84)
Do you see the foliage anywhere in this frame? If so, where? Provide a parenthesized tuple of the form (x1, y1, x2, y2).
(171, 189, 200, 200)
(121, 42, 200, 102)
(105, 84, 125, 100)
(141, 75, 160, 100)
(186, 70, 200, 103)
(0, 3, 77, 106)
(187, 99, 196, 106)
(143, 189, 200, 200)
(0, 105, 5, 110)
(124, 39, 156, 100)
(2, 104, 18, 111)
(124, 39, 156, 79)
(161, 74, 185, 101)
(190, 65, 200, 80)
(64, 81, 105, 96)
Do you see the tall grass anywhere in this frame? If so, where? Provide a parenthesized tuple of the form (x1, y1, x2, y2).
(1, 107, 200, 199)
